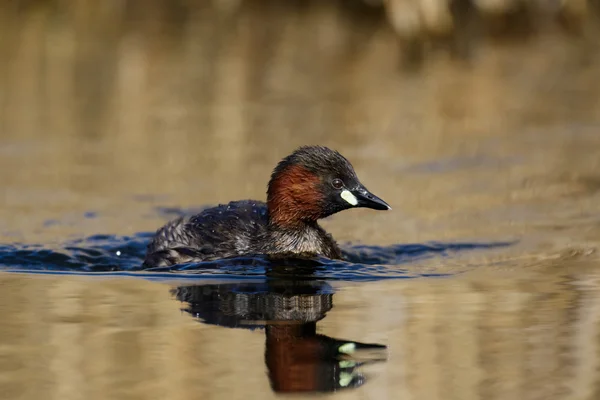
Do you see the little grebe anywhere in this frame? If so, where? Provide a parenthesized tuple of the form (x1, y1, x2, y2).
(143, 146, 390, 268)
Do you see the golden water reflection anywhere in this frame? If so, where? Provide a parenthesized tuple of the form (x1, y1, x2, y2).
(1, 264, 600, 400)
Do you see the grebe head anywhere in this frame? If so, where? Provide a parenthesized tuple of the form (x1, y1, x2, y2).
(266, 146, 390, 227)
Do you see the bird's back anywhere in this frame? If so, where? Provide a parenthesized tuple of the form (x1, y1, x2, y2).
(144, 200, 269, 268)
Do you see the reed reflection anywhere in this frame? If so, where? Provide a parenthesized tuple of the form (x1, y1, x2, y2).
(172, 277, 387, 394)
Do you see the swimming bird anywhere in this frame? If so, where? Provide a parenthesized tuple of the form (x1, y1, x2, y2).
(143, 146, 390, 268)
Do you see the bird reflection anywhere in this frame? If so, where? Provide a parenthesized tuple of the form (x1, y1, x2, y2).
(172, 277, 387, 393)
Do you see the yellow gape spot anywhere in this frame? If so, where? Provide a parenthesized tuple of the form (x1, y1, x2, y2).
(338, 342, 356, 354)
(341, 190, 358, 206)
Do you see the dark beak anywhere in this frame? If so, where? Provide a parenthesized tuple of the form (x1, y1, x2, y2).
(353, 186, 391, 211)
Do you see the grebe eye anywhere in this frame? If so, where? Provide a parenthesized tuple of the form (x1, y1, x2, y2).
(331, 178, 344, 190)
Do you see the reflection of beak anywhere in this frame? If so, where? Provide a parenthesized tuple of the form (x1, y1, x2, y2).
(352, 186, 391, 211)
(338, 370, 365, 389)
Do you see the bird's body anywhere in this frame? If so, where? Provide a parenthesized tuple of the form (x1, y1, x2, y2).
(144, 200, 341, 267)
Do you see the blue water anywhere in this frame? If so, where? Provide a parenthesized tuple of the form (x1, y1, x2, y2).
(0, 229, 514, 281)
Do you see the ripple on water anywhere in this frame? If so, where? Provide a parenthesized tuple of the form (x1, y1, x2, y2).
(0, 232, 514, 281)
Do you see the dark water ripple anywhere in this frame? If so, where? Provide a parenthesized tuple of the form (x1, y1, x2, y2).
(0, 231, 514, 281)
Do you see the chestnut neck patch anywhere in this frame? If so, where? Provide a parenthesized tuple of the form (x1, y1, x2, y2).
(267, 164, 323, 227)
